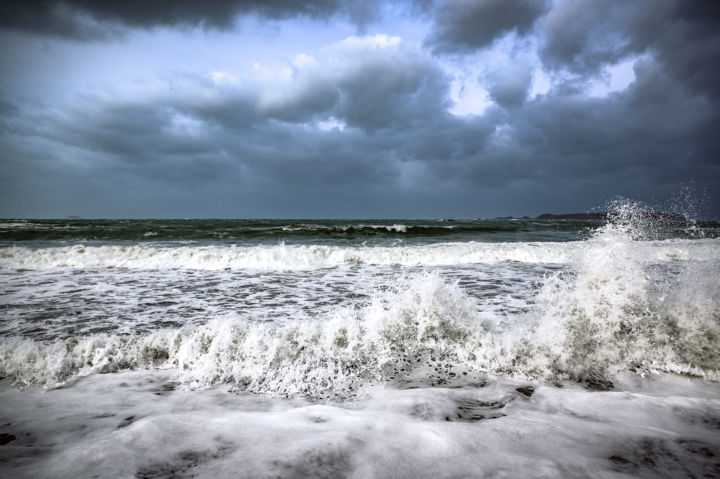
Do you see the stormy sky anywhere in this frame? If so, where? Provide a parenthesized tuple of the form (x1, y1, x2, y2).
(1, 0, 718, 218)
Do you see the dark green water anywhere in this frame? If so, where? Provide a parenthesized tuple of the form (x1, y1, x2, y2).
(2, 217, 716, 246)
(0, 218, 613, 245)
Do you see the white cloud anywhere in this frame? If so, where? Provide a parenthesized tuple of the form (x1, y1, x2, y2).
(528, 68, 551, 99)
(587, 56, 640, 97)
(293, 53, 318, 69)
(166, 113, 206, 137)
(449, 76, 492, 116)
(208, 71, 239, 85)
(335, 34, 402, 50)
(315, 117, 346, 131)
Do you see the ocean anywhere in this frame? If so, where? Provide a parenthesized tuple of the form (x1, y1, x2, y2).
(1, 206, 719, 478)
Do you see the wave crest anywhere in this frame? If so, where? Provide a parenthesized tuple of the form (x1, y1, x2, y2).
(2, 242, 718, 398)
(2, 202, 718, 397)
(0, 242, 577, 271)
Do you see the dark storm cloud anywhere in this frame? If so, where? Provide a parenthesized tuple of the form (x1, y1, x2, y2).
(0, 0, 380, 39)
(0, 37, 511, 218)
(538, 0, 720, 105)
(1, 0, 719, 218)
(442, 0, 720, 214)
(536, 0, 720, 172)
(539, 0, 671, 73)
(0, 43, 455, 191)
(654, 2, 720, 103)
(258, 42, 450, 132)
(424, 0, 546, 54)
(441, 57, 718, 202)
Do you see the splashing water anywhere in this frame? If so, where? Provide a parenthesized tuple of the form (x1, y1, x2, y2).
(0, 201, 718, 399)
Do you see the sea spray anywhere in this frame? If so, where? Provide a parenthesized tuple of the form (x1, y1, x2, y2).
(1, 206, 719, 397)
(532, 205, 663, 380)
(530, 201, 720, 381)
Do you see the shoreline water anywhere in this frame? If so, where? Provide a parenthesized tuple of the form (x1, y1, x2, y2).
(1, 211, 719, 477)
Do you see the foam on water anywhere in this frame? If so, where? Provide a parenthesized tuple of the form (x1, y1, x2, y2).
(1, 237, 716, 272)
(528, 212, 719, 381)
(281, 223, 410, 233)
(1, 370, 719, 478)
(0, 241, 577, 271)
(1, 205, 720, 478)
(1, 204, 718, 399)
(1, 223, 718, 398)
(0, 274, 480, 396)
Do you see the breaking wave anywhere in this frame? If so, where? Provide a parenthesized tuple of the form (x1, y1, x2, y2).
(1, 204, 718, 398)
(1, 237, 718, 398)
(0, 241, 578, 270)
(1, 238, 715, 271)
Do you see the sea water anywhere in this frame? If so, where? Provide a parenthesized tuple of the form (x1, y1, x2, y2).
(0, 207, 719, 477)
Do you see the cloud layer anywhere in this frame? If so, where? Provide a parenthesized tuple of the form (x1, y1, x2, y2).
(0, 0, 382, 38)
(1, 0, 719, 218)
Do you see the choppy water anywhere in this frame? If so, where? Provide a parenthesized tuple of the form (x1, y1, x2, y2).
(1, 207, 719, 477)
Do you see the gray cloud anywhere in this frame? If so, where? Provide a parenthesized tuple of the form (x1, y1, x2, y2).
(457, 56, 717, 193)
(2, 43, 452, 186)
(5, 37, 717, 218)
(539, 0, 671, 73)
(1, 1, 719, 218)
(537, 0, 720, 105)
(534, 0, 720, 185)
(654, 2, 720, 103)
(335, 56, 449, 131)
(425, 0, 546, 54)
(0, 0, 381, 39)
(0, 40, 498, 217)
(256, 43, 450, 132)
(485, 63, 533, 107)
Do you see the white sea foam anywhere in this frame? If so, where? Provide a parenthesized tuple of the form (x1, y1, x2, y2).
(367, 223, 408, 232)
(1, 207, 718, 398)
(1, 238, 717, 271)
(0, 241, 575, 271)
(527, 219, 720, 380)
(1, 231, 718, 397)
(279, 223, 410, 233)
(0, 222, 30, 229)
(2, 207, 719, 478)
(1, 370, 718, 478)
